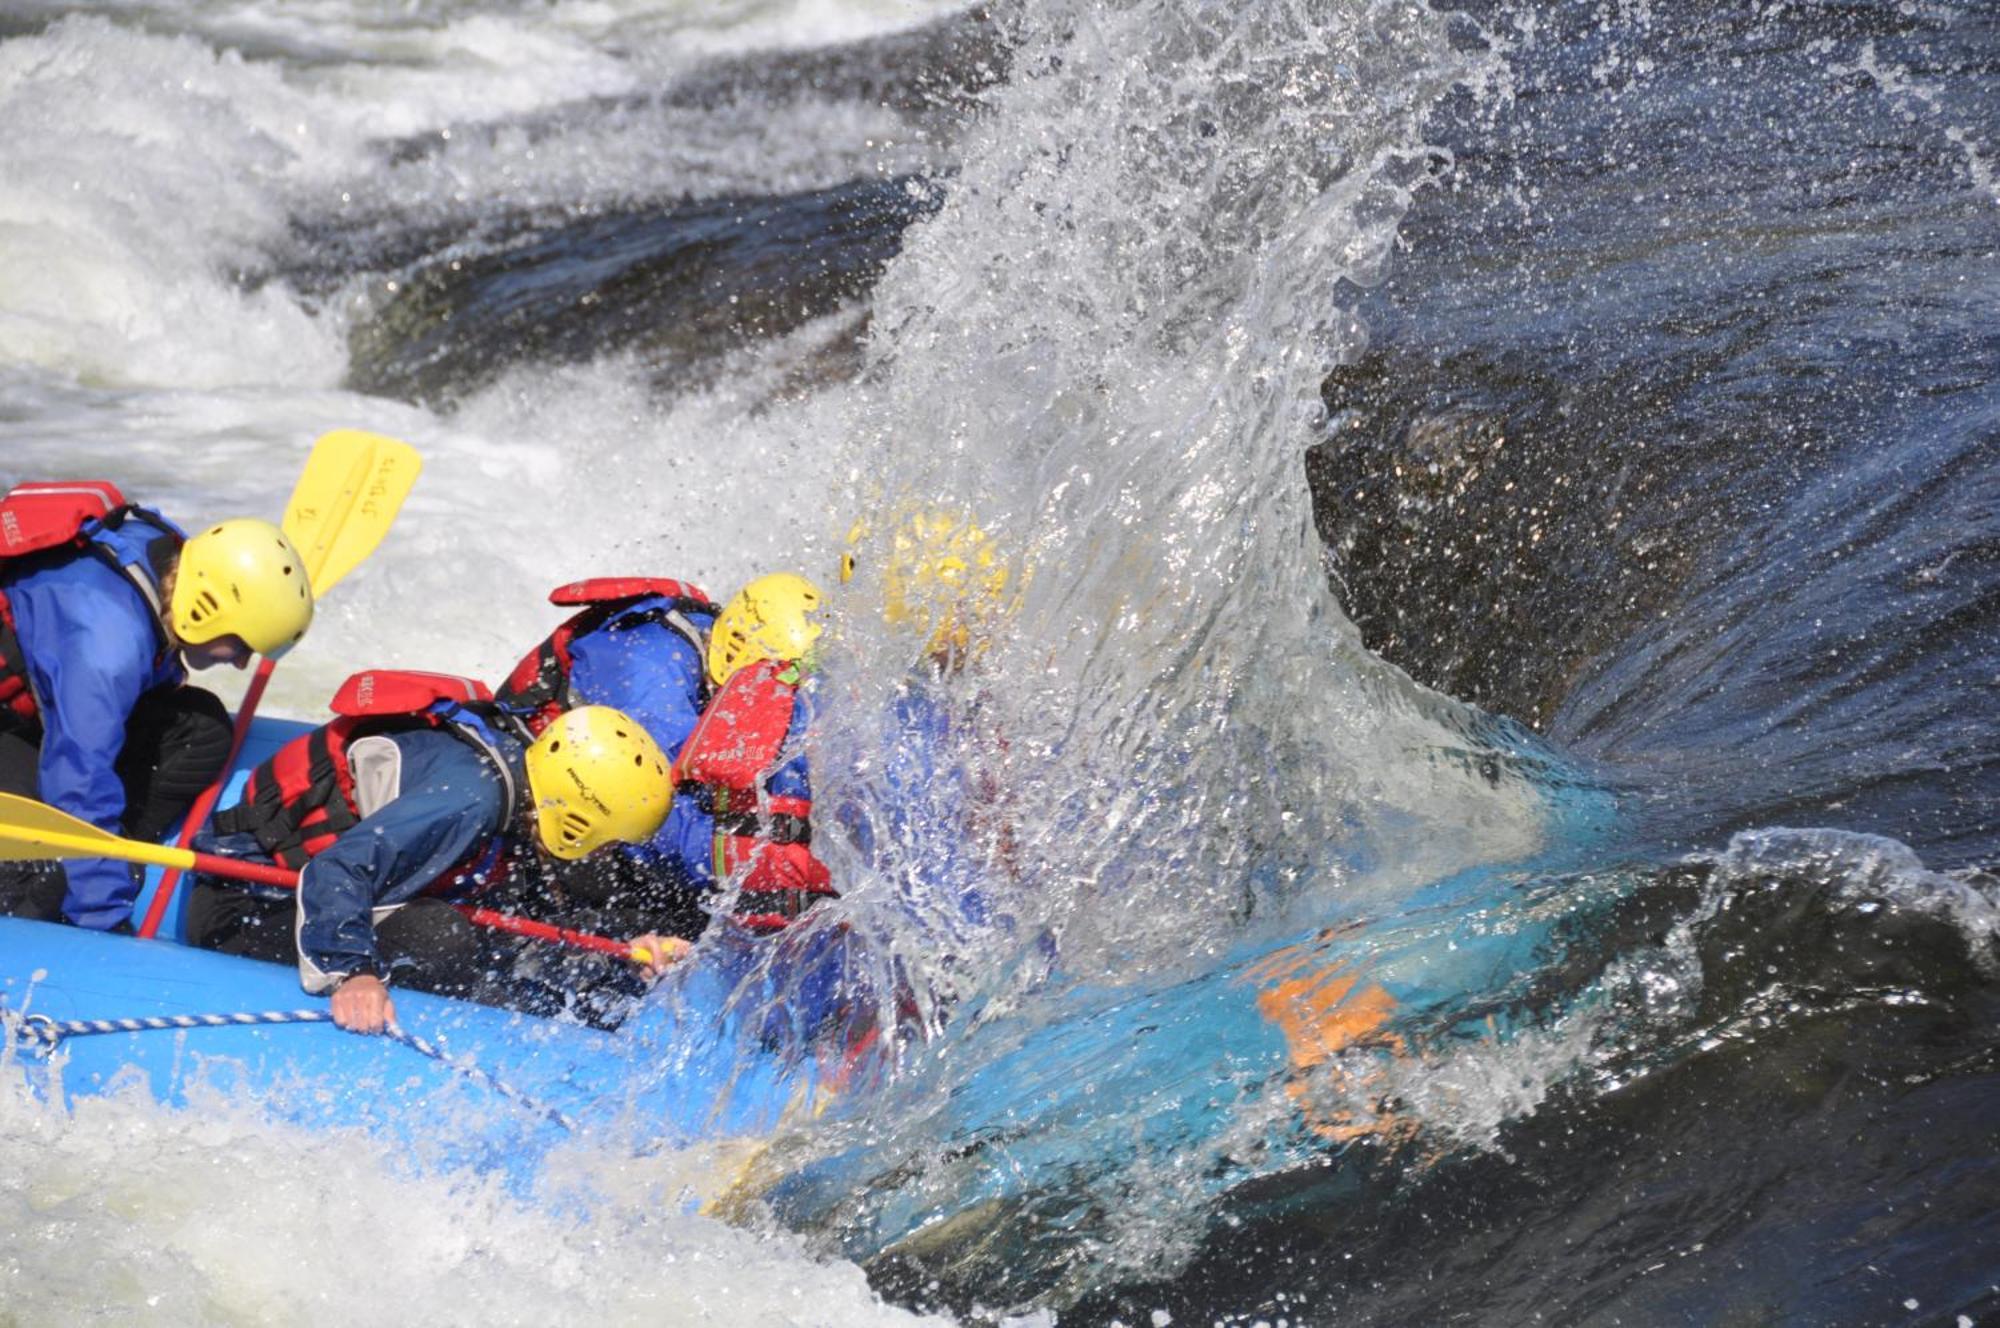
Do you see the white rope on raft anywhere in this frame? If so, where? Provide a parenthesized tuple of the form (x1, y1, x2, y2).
(7, 1008, 577, 1132)
(20, 1010, 329, 1037)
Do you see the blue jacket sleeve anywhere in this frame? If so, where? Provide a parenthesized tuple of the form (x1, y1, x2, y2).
(10, 562, 172, 929)
(618, 796, 717, 892)
(293, 732, 507, 992)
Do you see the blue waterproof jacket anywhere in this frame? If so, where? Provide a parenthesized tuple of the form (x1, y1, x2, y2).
(285, 725, 526, 992)
(694, 672, 964, 1058)
(842, 673, 992, 932)
(562, 599, 719, 889)
(3, 515, 186, 928)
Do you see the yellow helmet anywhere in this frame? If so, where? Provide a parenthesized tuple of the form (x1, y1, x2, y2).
(707, 572, 825, 688)
(169, 518, 315, 658)
(523, 705, 674, 860)
(852, 505, 1012, 659)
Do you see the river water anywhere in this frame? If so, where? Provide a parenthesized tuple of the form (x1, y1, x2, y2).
(0, 1, 1994, 1324)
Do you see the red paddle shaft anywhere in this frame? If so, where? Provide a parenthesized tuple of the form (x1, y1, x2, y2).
(140, 658, 277, 938)
(181, 849, 637, 961)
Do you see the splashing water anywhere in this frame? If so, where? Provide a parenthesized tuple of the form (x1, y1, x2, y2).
(811, 0, 1569, 1008)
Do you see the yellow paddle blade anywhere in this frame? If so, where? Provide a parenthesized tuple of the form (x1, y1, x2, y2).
(283, 429, 423, 597)
(0, 793, 194, 871)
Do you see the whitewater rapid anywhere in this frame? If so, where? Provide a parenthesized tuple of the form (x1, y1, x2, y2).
(3, 0, 1995, 1322)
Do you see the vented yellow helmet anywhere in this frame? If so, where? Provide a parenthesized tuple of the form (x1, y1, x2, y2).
(707, 572, 824, 688)
(523, 705, 673, 860)
(169, 518, 315, 658)
(849, 505, 1012, 659)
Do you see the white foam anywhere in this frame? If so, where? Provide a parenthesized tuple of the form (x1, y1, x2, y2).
(0, 1070, 945, 1327)
(6, 0, 974, 82)
(365, 95, 939, 220)
(0, 19, 351, 389)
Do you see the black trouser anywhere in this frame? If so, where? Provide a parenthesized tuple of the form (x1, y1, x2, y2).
(187, 882, 646, 1030)
(0, 686, 232, 924)
(188, 885, 507, 999)
(543, 849, 712, 943)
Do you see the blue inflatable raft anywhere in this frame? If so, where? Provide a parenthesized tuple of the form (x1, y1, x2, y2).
(0, 717, 851, 1188)
(0, 715, 1625, 1246)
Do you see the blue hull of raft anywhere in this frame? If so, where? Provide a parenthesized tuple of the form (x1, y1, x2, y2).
(0, 911, 833, 1184)
(2, 917, 588, 1165)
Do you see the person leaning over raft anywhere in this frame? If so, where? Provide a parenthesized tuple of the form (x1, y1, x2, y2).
(187, 670, 675, 1033)
(0, 480, 313, 932)
(673, 572, 838, 936)
(665, 574, 857, 1060)
(837, 503, 1021, 930)
(494, 570, 831, 953)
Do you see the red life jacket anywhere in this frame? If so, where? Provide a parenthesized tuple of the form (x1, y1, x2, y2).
(674, 657, 836, 932)
(0, 482, 179, 725)
(496, 577, 717, 732)
(212, 669, 524, 894)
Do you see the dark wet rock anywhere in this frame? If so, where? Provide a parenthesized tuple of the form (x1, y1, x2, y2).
(1308, 355, 1729, 732)
(656, 3, 1014, 119)
(344, 175, 942, 407)
(277, 4, 1012, 406)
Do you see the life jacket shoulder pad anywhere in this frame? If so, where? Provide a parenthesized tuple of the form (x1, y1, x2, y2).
(330, 669, 494, 719)
(548, 577, 714, 610)
(497, 584, 712, 732)
(0, 481, 128, 559)
(675, 658, 798, 793)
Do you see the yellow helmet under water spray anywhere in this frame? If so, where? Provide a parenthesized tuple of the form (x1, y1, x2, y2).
(523, 705, 674, 860)
(707, 572, 825, 688)
(169, 518, 315, 658)
(845, 505, 1014, 661)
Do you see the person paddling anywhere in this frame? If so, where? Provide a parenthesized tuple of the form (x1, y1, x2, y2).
(188, 673, 674, 1033)
(0, 481, 313, 932)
